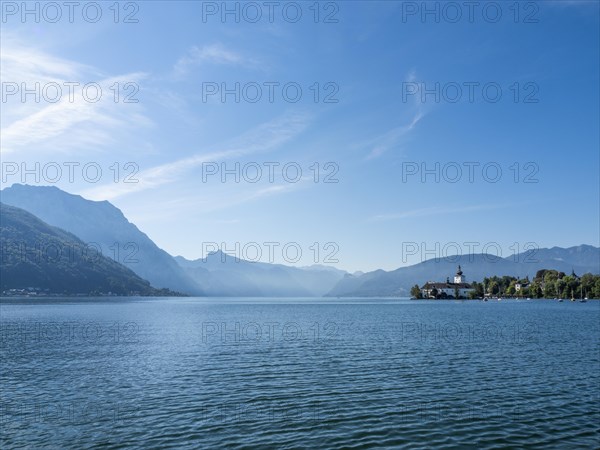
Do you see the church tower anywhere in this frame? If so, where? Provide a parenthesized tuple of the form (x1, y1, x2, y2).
(454, 265, 464, 284)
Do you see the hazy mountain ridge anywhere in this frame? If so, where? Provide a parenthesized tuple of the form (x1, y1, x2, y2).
(175, 251, 346, 296)
(2, 185, 597, 298)
(1, 184, 202, 295)
(326, 247, 600, 297)
(1, 184, 345, 297)
(0, 203, 174, 295)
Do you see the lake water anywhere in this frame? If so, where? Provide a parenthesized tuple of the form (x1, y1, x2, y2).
(1, 298, 599, 449)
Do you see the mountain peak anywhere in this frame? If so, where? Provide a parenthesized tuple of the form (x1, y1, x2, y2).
(3, 183, 120, 207)
(1, 184, 202, 295)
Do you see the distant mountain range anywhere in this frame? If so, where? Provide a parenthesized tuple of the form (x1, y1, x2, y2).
(0, 203, 173, 296)
(1, 184, 344, 296)
(326, 246, 600, 297)
(175, 251, 346, 297)
(1, 184, 598, 297)
(1, 184, 202, 295)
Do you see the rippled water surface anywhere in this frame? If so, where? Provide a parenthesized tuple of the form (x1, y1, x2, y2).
(1, 297, 599, 449)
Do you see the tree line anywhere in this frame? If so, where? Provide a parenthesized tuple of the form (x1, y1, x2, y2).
(411, 269, 600, 299)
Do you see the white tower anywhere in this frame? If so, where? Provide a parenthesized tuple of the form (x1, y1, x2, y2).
(454, 265, 464, 284)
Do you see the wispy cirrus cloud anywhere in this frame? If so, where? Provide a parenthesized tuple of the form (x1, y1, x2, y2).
(369, 204, 511, 222)
(1, 42, 94, 83)
(121, 177, 313, 223)
(1, 73, 150, 154)
(171, 178, 313, 216)
(0, 35, 151, 156)
(173, 43, 259, 78)
(365, 69, 426, 160)
(80, 111, 311, 201)
(365, 111, 423, 160)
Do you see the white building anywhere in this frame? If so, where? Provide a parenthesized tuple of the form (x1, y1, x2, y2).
(515, 282, 529, 292)
(420, 266, 475, 299)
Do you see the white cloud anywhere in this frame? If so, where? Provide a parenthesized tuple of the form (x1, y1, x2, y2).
(80, 112, 311, 201)
(365, 69, 426, 160)
(0, 38, 95, 83)
(365, 111, 423, 160)
(369, 204, 511, 222)
(173, 43, 258, 77)
(0, 37, 151, 156)
(1, 74, 149, 154)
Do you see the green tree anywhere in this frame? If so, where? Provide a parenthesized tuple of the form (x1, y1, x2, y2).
(563, 275, 579, 298)
(482, 277, 489, 294)
(501, 276, 515, 293)
(555, 278, 566, 298)
(410, 284, 422, 299)
(470, 281, 484, 298)
(543, 275, 557, 297)
(593, 278, 600, 298)
(580, 273, 595, 297)
(529, 282, 542, 298)
(488, 281, 499, 296)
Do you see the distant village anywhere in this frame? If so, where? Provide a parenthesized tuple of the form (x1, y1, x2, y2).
(2, 287, 136, 297)
(412, 266, 600, 300)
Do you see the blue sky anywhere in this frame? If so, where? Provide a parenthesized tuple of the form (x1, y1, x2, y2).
(1, 1, 599, 272)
